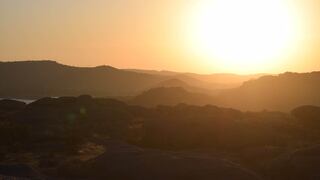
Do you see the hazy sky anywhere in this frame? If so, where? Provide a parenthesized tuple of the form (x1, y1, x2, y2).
(1, 0, 320, 74)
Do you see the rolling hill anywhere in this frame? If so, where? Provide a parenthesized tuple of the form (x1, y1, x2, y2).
(129, 87, 216, 107)
(0, 61, 165, 98)
(0, 60, 261, 99)
(218, 72, 320, 111)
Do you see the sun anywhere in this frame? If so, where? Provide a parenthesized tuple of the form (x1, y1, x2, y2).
(185, 0, 300, 73)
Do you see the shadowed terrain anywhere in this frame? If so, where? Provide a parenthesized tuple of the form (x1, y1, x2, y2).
(1, 96, 320, 179)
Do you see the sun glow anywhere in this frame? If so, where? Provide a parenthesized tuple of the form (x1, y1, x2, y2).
(186, 0, 301, 73)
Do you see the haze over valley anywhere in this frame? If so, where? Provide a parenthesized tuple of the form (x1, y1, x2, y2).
(2, 60, 320, 111)
(2, 0, 320, 179)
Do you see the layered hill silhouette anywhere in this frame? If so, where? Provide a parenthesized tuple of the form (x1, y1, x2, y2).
(0, 61, 165, 98)
(129, 87, 216, 107)
(128, 71, 320, 111)
(219, 72, 320, 111)
(0, 60, 260, 98)
(2, 61, 320, 179)
(3, 61, 320, 111)
(126, 68, 264, 90)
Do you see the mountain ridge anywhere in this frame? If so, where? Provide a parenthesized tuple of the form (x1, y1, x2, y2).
(0, 60, 261, 98)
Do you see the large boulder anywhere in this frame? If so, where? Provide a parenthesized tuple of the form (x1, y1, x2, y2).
(80, 141, 260, 180)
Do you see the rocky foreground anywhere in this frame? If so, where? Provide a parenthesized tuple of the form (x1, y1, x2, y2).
(1, 96, 320, 179)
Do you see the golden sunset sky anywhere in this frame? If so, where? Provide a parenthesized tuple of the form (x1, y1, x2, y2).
(1, 0, 320, 74)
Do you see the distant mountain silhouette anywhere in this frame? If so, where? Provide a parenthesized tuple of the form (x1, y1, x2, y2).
(128, 72, 320, 111)
(151, 78, 213, 94)
(0, 61, 166, 98)
(219, 72, 320, 111)
(155, 78, 189, 87)
(6, 60, 319, 111)
(185, 73, 266, 84)
(129, 87, 216, 107)
(126, 68, 264, 90)
(0, 60, 262, 99)
(124, 69, 179, 76)
(126, 69, 230, 93)
(183, 73, 267, 89)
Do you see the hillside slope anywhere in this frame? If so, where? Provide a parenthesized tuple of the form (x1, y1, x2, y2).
(0, 61, 165, 98)
(219, 72, 320, 111)
(129, 87, 216, 107)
